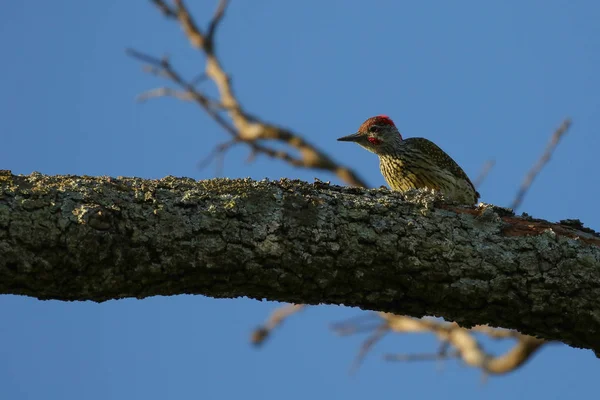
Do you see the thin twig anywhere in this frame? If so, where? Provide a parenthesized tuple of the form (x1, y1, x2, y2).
(197, 139, 240, 172)
(333, 313, 547, 376)
(126, 48, 164, 65)
(471, 325, 520, 339)
(384, 350, 461, 363)
(331, 313, 382, 336)
(189, 73, 208, 86)
(349, 324, 388, 374)
(206, 0, 229, 47)
(473, 159, 495, 189)
(127, 48, 239, 137)
(130, 0, 368, 188)
(136, 87, 192, 103)
(510, 118, 572, 211)
(151, 0, 176, 17)
(251, 304, 305, 346)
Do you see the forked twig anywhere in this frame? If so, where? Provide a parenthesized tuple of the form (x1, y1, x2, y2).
(130, 0, 368, 187)
(336, 313, 547, 376)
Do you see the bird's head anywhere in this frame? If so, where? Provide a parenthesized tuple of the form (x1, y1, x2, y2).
(337, 115, 402, 155)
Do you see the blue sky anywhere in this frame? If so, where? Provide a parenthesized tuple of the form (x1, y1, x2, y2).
(1, 1, 599, 399)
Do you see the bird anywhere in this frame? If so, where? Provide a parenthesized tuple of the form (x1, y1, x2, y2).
(337, 115, 479, 204)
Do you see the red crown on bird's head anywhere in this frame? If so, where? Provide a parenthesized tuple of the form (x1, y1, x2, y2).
(373, 115, 395, 126)
(359, 115, 396, 132)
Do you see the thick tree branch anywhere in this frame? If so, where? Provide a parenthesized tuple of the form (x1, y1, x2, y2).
(1, 171, 599, 354)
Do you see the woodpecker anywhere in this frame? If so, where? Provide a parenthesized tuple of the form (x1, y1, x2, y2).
(337, 115, 479, 204)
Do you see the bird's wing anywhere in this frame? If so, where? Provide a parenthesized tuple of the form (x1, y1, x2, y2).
(404, 137, 480, 199)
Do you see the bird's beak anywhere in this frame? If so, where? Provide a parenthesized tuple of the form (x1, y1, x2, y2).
(337, 132, 362, 142)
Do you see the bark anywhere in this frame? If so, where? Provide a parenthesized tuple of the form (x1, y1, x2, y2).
(1, 171, 599, 354)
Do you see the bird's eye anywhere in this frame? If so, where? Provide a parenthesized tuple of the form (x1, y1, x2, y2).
(368, 125, 381, 133)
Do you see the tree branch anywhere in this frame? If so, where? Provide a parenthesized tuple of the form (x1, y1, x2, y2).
(251, 304, 305, 346)
(127, 1, 368, 188)
(1, 171, 599, 354)
(511, 118, 572, 211)
(334, 312, 547, 375)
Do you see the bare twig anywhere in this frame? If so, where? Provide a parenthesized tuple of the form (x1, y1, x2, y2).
(473, 159, 495, 189)
(127, 48, 239, 137)
(137, 87, 193, 103)
(331, 313, 383, 336)
(349, 324, 388, 374)
(206, 0, 229, 46)
(335, 312, 547, 376)
(130, 1, 368, 188)
(127, 48, 164, 66)
(137, 86, 226, 111)
(384, 350, 461, 363)
(196, 138, 241, 176)
(151, 0, 176, 17)
(251, 304, 305, 346)
(510, 118, 572, 211)
(189, 73, 208, 86)
(256, 306, 547, 376)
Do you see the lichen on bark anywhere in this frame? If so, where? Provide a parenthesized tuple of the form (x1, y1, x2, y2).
(1, 171, 599, 354)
